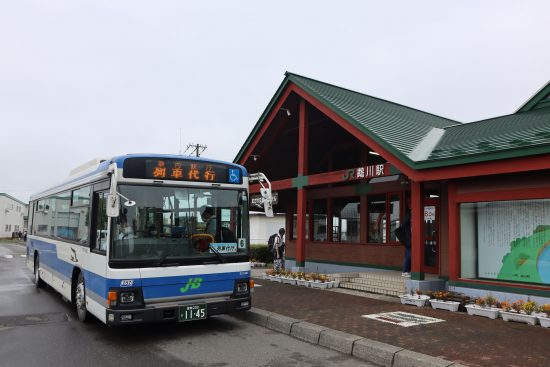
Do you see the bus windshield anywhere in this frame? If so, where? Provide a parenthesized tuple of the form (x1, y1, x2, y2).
(111, 185, 249, 265)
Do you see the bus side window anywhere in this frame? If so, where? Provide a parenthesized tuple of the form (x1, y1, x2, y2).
(92, 192, 108, 254)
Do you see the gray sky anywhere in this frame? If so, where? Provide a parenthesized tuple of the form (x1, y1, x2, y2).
(1, 1, 549, 202)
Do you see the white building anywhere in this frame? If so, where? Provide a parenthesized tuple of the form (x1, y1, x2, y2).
(249, 212, 285, 245)
(0, 193, 28, 238)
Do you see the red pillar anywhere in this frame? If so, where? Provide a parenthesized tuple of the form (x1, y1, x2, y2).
(295, 99, 308, 268)
(411, 181, 424, 280)
(447, 182, 460, 280)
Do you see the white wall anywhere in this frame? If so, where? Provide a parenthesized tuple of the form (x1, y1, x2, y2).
(250, 212, 285, 245)
(0, 194, 27, 238)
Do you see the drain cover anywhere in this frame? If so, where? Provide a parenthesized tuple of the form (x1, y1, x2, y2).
(362, 312, 444, 327)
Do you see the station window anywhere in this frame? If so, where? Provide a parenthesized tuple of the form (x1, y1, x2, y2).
(333, 197, 360, 243)
(312, 200, 327, 242)
(368, 195, 386, 243)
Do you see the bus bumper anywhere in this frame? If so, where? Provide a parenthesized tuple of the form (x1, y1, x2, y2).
(105, 296, 251, 326)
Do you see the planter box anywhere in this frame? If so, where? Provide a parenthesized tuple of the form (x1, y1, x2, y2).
(430, 299, 460, 312)
(310, 281, 329, 289)
(501, 311, 538, 325)
(538, 315, 550, 328)
(465, 305, 500, 320)
(282, 277, 297, 285)
(399, 294, 430, 307)
(296, 279, 309, 287)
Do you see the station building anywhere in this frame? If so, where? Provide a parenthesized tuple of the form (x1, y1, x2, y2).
(235, 72, 550, 301)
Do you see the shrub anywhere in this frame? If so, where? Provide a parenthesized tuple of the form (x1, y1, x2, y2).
(523, 300, 537, 315)
(539, 304, 550, 315)
(250, 244, 272, 264)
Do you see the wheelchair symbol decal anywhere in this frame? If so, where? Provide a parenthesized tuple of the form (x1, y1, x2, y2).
(228, 169, 240, 183)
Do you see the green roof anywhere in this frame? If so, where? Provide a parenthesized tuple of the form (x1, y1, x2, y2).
(236, 72, 550, 170)
(428, 108, 550, 161)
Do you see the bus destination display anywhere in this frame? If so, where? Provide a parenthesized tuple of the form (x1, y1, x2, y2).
(123, 158, 242, 184)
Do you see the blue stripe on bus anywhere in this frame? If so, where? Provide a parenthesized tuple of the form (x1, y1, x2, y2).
(29, 238, 249, 301)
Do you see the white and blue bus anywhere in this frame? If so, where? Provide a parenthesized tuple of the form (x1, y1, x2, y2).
(26, 154, 272, 325)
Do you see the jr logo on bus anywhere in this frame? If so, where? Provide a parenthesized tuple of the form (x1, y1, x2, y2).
(180, 278, 203, 293)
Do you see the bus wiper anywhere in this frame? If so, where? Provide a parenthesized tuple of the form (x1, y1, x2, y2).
(155, 252, 179, 267)
(208, 244, 226, 263)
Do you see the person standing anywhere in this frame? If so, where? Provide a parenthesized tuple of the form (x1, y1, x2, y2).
(273, 228, 286, 272)
(401, 208, 412, 277)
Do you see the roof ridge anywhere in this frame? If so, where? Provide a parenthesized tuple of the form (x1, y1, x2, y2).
(285, 71, 462, 126)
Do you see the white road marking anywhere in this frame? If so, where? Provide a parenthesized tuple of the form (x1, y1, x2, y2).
(3, 255, 13, 259)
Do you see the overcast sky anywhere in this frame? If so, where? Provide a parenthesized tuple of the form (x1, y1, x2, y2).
(1, 1, 549, 202)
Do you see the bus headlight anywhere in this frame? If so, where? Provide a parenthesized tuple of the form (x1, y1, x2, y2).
(120, 292, 135, 304)
(236, 282, 249, 295)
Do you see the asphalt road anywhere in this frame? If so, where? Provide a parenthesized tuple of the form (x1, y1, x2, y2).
(0, 241, 372, 367)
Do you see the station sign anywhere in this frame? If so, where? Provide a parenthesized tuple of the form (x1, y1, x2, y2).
(342, 163, 391, 181)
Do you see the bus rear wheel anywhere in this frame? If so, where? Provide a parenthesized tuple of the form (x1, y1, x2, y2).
(75, 272, 89, 323)
(33, 255, 44, 288)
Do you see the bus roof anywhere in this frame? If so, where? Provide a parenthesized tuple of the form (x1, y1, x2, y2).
(30, 153, 248, 201)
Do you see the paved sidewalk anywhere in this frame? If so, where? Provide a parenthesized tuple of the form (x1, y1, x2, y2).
(251, 276, 549, 367)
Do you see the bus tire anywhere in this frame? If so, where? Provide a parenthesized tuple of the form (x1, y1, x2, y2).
(75, 272, 89, 323)
(34, 255, 44, 288)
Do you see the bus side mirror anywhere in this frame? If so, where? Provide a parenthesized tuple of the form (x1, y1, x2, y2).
(260, 188, 273, 217)
(106, 194, 120, 217)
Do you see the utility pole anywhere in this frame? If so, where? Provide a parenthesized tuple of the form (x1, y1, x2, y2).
(184, 143, 207, 157)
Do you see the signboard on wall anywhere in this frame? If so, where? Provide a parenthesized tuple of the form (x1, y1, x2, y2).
(343, 163, 390, 181)
(475, 199, 550, 285)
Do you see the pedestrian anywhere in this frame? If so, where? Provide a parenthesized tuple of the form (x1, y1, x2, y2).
(18, 231, 22, 239)
(398, 207, 412, 277)
(273, 228, 286, 272)
(23, 231, 27, 241)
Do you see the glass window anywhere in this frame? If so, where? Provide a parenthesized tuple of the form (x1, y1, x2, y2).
(291, 213, 309, 240)
(389, 194, 401, 242)
(69, 186, 91, 244)
(333, 197, 360, 243)
(111, 185, 249, 264)
(460, 199, 550, 285)
(313, 200, 327, 242)
(368, 195, 386, 243)
(54, 192, 71, 239)
(92, 192, 108, 252)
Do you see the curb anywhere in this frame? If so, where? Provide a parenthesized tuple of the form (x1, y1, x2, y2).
(233, 307, 466, 367)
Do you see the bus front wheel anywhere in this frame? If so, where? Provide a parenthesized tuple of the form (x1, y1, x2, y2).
(33, 255, 44, 288)
(75, 272, 89, 323)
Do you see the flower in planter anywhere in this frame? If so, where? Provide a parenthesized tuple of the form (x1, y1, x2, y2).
(485, 295, 498, 308)
(522, 300, 537, 315)
(474, 297, 486, 308)
(539, 304, 550, 317)
(434, 291, 450, 300)
(500, 301, 512, 312)
(512, 299, 525, 313)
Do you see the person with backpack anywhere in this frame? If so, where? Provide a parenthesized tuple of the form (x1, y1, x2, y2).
(272, 228, 286, 272)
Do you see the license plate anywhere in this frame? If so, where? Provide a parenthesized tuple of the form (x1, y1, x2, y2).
(178, 304, 207, 322)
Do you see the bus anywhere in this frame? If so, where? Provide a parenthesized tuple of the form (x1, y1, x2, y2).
(26, 154, 273, 325)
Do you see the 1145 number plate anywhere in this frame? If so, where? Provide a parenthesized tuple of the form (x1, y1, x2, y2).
(178, 304, 207, 322)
